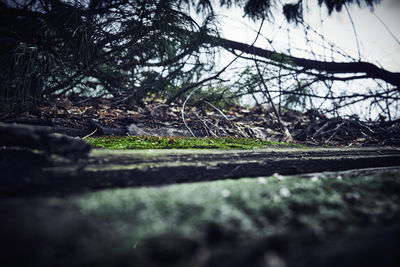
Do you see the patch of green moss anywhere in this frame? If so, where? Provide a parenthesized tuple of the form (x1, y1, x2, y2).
(86, 136, 305, 150)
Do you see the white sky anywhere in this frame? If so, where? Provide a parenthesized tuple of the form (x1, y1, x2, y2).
(215, 0, 400, 71)
(204, 0, 400, 118)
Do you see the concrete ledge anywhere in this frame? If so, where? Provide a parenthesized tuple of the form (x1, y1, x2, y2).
(2, 147, 400, 196)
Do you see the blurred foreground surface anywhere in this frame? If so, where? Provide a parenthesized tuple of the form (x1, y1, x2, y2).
(1, 167, 400, 267)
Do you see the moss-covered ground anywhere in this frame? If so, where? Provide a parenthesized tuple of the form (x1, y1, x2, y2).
(86, 136, 305, 150)
(1, 169, 399, 267)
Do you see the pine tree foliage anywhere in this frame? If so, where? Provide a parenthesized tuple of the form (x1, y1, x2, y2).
(0, 0, 218, 110)
(209, 0, 380, 21)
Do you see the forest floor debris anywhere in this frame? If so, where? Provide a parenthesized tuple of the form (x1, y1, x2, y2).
(1, 96, 399, 146)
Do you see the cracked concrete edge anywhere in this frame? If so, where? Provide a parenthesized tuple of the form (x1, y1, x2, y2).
(2, 147, 400, 196)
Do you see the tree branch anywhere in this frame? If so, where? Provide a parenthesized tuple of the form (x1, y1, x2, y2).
(206, 35, 400, 88)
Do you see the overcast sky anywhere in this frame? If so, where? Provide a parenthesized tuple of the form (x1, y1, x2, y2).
(201, 0, 400, 118)
(215, 0, 400, 72)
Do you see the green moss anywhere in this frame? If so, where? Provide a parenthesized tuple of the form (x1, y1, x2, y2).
(86, 136, 305, 150)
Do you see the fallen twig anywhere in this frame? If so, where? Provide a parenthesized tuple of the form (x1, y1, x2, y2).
(181, 87, 201, 137)
(193, 111, 218, 137)
(326, 122, 346, 143)
(82, 128, 97, 140)
(204, 101, 248, 137)
(312, 121, 332, 139)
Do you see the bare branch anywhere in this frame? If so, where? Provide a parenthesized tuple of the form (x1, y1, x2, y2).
(205, 35, 400, 88)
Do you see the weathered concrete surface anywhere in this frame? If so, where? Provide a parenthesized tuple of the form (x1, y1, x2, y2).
(2, 147, 400, 196)
(1, 168, 400, 267)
